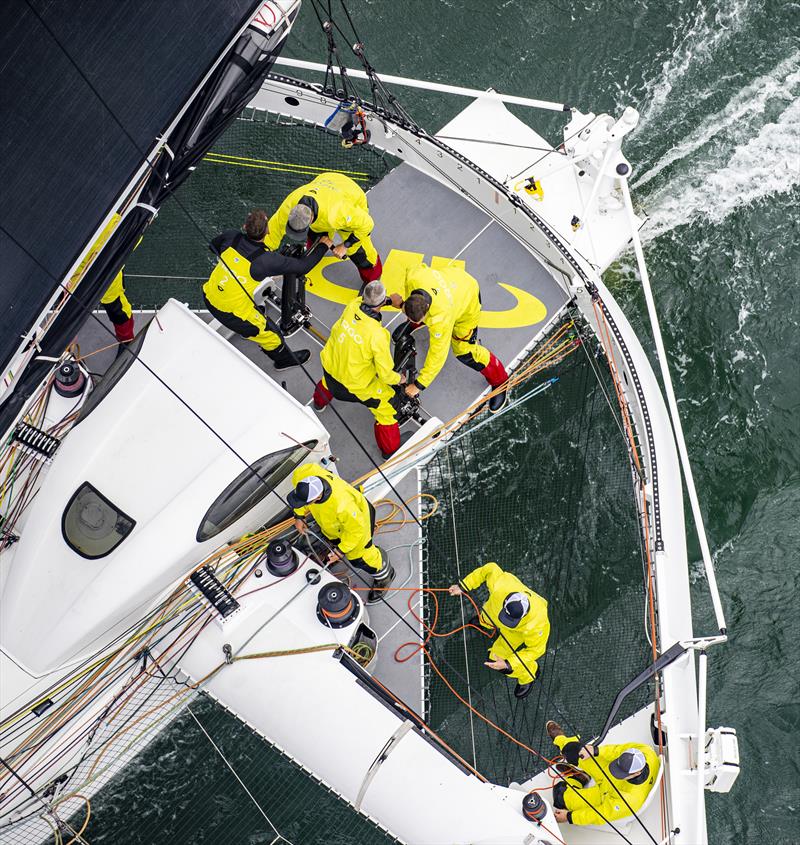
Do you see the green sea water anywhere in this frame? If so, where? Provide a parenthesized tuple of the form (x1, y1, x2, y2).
(81, 1, 799, 843)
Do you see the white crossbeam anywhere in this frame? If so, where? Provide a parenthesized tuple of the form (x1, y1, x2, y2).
(273, 57, 569, 112)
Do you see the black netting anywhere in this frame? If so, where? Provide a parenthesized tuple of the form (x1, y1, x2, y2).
(122, 110, 399, 308)
(77, 695, 398, 845)
(419, 311, 654, 785)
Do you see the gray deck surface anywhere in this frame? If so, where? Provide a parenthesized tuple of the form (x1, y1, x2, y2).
(78, 164, 567, 712)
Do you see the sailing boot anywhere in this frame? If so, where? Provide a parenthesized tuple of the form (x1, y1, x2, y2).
(313, 379, 334, 413)
(554, 762, 590, 787)
(481, 353, 509, 413)
(113, 316, 135, 358)
(546, 720, 565, 740)
(265, 343, 311, 371)
(514, 680, 534, 700)
(375, 422, 401, 459)
(367, 559, 396, 604)
(357, 254, 383, 288)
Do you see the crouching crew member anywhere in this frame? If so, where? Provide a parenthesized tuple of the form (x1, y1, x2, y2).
(288, 463, 395, 603)
(399, 262, 509, 412)
(101, 270, 134, 352)
(203, 210, 331, 369)
(264, 171, 382, 285)
(449, 562, 550, 699)
(545, 720, 660, 826)
(314, 281, 407, 459)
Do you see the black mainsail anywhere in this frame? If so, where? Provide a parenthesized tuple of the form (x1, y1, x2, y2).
(0, 0, 297, 430)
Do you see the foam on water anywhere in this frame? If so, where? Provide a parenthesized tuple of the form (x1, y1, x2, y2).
(635, 50, 800, 189)
(642, 96, 800, 240)
(637, 0, 751, 130)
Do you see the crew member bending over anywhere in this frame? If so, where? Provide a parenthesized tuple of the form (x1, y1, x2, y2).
(264, 171, 382, 285)
(449, 562, 549, 699)
(545, 720, 660, 826)
(203, 210, 331, 369)
(313, 281, 407, 459)
(399, 262, 509, 412)
(288, 463, 395, 603)
(101, 270, 134, 354)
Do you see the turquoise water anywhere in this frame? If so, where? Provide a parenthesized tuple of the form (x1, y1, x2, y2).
(83, 1, 799, 843)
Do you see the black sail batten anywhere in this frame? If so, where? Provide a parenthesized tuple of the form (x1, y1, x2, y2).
(0, 0, 297, 432)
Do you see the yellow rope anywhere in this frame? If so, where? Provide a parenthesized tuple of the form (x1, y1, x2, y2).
(205, 150, 370, 177)
(204, 154, 369, 183)
(50, 793, 91, 845)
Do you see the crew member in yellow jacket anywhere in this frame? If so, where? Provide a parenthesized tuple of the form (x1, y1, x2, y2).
(288, 463, 394, 603)
(203, 209, 331, 369)
(449, 562, 550, 699)
(545, 720, 660, 826)
(313, 281, 407, 458)
(399, 263, 509, 412)
(265, 171, 382, 285)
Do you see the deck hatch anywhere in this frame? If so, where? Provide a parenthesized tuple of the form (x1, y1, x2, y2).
(61, 482, 136, 559)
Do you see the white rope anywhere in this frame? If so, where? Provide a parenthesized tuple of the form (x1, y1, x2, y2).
(446, 448, 477, 771)
(188, 706, 293, 844)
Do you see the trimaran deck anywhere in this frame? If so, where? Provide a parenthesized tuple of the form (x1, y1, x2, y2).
(0, 2, 739, 844)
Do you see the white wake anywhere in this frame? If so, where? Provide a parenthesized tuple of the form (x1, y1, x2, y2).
(642, 95, 800, 240)
(635, 50, 800, 189)
(638, 0, 751, 131)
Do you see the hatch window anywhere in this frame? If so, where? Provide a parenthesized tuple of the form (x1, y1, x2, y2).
(62, 482, 136, 559)
(196, 442, 316, 542)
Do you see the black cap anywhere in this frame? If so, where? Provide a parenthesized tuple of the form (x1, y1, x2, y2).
(498, 592, 530, 628)
(287, 476, 324, 509)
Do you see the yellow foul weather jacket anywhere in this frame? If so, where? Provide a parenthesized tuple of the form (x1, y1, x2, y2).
(321, 298, 402, 393)
(554, 735, 661, 825)
(290, 463, 377, 562)
(460, 562, 550, 684)
(404, 263, 483, 389)
(265, 172, 377, 264)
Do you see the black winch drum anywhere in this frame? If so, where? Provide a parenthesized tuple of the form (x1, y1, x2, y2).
(316, 582, 359, 628)
(522, 790, 547, 822)
(54, 362, 87, 398)
(265, 540, 299, 577)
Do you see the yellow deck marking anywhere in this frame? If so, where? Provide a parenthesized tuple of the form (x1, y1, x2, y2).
(204, 157, 370, 183)
(205, 151, 369, 178)
(304, 249, 547, 329)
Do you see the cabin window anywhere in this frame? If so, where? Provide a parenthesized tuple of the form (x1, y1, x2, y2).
(196, 442, 316, 542)
(62, 482, 136, 559)
(76, 323, 148, 424)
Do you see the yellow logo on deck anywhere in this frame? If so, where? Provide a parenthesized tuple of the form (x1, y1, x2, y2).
(304, 249, 547, 329)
